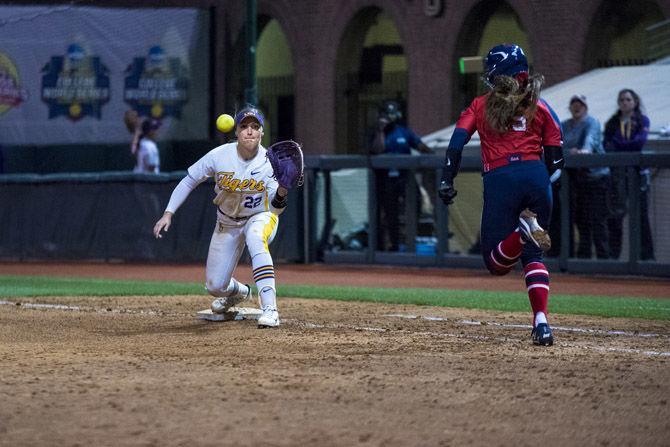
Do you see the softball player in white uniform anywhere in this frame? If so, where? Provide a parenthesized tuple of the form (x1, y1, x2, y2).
(153, 107, 288, 328)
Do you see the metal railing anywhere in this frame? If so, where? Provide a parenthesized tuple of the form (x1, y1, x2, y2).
(301, 152, 670, 277)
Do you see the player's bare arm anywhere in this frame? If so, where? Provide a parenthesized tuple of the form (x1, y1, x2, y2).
(153, 211, 173, 239)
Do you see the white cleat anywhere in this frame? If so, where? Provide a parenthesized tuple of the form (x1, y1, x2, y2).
(211, 284, 253, 314)
(257, 305, 280, 328)
(518, 209, 551, 252)
(210, 297, 233, 314)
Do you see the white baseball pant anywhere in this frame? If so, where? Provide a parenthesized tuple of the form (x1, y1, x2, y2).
(205, 211, 279, 305)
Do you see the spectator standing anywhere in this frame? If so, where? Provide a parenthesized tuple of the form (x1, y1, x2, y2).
(603, 89, 654, 260)
(368, 100, 432, 251)
(134, 118, 162, 174)
(562, 95, 610, 259)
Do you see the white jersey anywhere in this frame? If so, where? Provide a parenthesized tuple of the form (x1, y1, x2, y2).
(134, 138, 160, 174)
(187, 142, 280, 223)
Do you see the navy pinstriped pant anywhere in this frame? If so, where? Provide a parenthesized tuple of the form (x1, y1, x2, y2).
(480, 160, 552, 268)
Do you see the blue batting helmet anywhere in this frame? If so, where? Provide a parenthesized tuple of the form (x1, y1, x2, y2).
(482, 44, 528, 88)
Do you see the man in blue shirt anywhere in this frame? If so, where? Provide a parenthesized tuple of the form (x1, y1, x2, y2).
(369, 100, 432, 251)
(562, 94, 610, 259)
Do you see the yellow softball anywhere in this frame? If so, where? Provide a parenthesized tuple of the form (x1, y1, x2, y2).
(216, 113, 235, 133)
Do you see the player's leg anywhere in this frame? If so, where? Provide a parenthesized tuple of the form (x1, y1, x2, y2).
(205, 222, 250, 313)
(591, 176, 610, 259)
(639, 190, 655, 261)
(244, 212, 280, 328)
(480, 168, 524, 276)
(607, 217, 623, 259)
(483, 162, 554, 345)
(376, 171, 390, 251)
(384, 175, 405, 251)
(520, 167, 554, 346)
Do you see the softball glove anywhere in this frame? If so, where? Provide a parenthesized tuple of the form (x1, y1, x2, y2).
(267, 140, 304, 189)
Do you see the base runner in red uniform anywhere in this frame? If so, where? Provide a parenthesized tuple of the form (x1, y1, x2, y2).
(439, 44, 564, 346)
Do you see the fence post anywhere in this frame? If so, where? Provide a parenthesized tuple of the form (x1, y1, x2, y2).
(559, 174, 571, 271)
(367, 167, 378, 263)
(627, 166, 641, 273)
(302, 168, 318, 263)
(405, 169, 418, 253)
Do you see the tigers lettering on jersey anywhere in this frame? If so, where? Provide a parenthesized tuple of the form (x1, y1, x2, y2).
(216, 171, 266, 192)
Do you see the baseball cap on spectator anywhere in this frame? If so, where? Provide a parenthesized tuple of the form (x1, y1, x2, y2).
(142, 118, 162, 133)
(235, 106, 264, 127)
(569, 94, 588, 108)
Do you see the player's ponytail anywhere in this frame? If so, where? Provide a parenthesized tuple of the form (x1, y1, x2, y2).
(485, 74, 544, 133)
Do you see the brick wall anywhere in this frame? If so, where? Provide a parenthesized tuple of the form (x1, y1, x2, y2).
(221, 0, 667, 154)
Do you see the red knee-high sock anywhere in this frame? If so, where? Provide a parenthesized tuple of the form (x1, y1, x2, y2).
(524, 262, 549, 325)
(488, 230, 524, 275)
(500, 230, 524, 258)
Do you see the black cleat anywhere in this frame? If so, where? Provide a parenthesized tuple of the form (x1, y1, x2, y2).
(531, 323, 554, 346)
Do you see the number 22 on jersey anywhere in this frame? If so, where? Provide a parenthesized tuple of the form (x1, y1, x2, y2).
(243, 195, 263, 209)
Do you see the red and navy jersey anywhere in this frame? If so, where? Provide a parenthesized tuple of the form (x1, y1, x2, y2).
(454, 95, 562, 167)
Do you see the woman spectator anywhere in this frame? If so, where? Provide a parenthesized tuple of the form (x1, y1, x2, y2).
(603, 89, 654, 260)
(562, 95, 610, 259)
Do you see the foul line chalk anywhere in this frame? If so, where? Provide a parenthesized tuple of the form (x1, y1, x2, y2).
(383, 313, 667, 339)
(0, 299, 161, 315)
(0, 300, 82, 311)
(2, 301, 668, 356)
(289, 319, 670, 357)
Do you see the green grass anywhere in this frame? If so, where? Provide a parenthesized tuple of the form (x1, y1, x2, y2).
(278, 285, 670, 320)
(1, 275, 668, 321)
(0, 275, 203, 297)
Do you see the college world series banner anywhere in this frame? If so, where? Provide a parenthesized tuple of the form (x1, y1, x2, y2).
(0, 6, 210, 145)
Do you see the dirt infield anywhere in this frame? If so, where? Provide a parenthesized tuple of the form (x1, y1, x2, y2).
(1, 262, 669, 446)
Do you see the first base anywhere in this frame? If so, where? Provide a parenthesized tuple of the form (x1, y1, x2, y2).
(197, 307, 262, 322)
